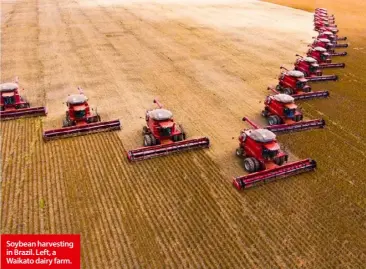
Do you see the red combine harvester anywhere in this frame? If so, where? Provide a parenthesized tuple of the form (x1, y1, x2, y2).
(293, 56, 338, 82)
(261, 93, 326, 134)
(310, 40, 347, 56)
(314, 19, 336, 27)
(43, 87, 121, 140)
(311, 38, 348, 53)
(294, 55, 338, 77)
(316, 31, 348, 44)
(232, 117, 317, 190)
(314, 15, 335, 23)
(307, 47, 346, 69)
(314, 8, 334, 17)
(0, 79, 47, 121)
(127, 99, 210, 161)
(314, 12, 335, 20)
(268, 68, 329, 99)
(314, 19, 337, 30)
(316, 26, 339, 34)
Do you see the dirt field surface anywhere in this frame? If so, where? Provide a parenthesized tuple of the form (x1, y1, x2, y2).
(2, 0, 366, 268)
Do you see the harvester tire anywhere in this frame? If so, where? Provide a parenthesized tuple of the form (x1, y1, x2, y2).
(274, 156, 286, 166)
(62, 119, 72, 127)
(253, 158, 261, 171)
(268, 115, 279, 126)
(178, 133, 184, 141)
(244, 157, 257, 173)
(294, 114, 303, 122)
(283, 88, 293, 95)
(178, 124, 186, 140)
(275, 85, 282, 91)
(143, 135, 152, 147)
(150, 134, 157, 145)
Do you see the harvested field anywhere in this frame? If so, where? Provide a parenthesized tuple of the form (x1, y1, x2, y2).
(2, 0, 366, 268)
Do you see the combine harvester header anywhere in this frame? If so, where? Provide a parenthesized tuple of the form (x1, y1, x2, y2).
(283, 63, 338, 83)
(0, 78, 47, 120)
(233, 158, 317, 190)
(233, 117, 317, 190)
(245, 115, 325, 135)
(43, 87, 121, 140)
(127, 99, 210, 161)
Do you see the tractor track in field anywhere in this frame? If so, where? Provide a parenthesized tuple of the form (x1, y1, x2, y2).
(2, 0, 366, 268)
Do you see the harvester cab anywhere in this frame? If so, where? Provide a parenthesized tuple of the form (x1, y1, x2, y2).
(275, 68, 311, 95)
(126, 99, 210, 161)
(0, 81, 47, 120)
(233, 117, 317, 189)
(43, 88, 121, 140)
(63, 93, 100, 127)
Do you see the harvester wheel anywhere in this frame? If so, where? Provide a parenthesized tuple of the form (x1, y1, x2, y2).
(143, 135, 152, 147)
(294, 114, 303, 122)
(62, 119, 71, 127)
(275, 85, 282, 91)
(283, 88, 293, 95)
(178, 124, 186, 140)
(268, 115, 279, 126)
(274, 156, 286, 166)
(150, 134, 157, 145)
(243, 157, 257, 173)
(253, 158, 261, 172)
